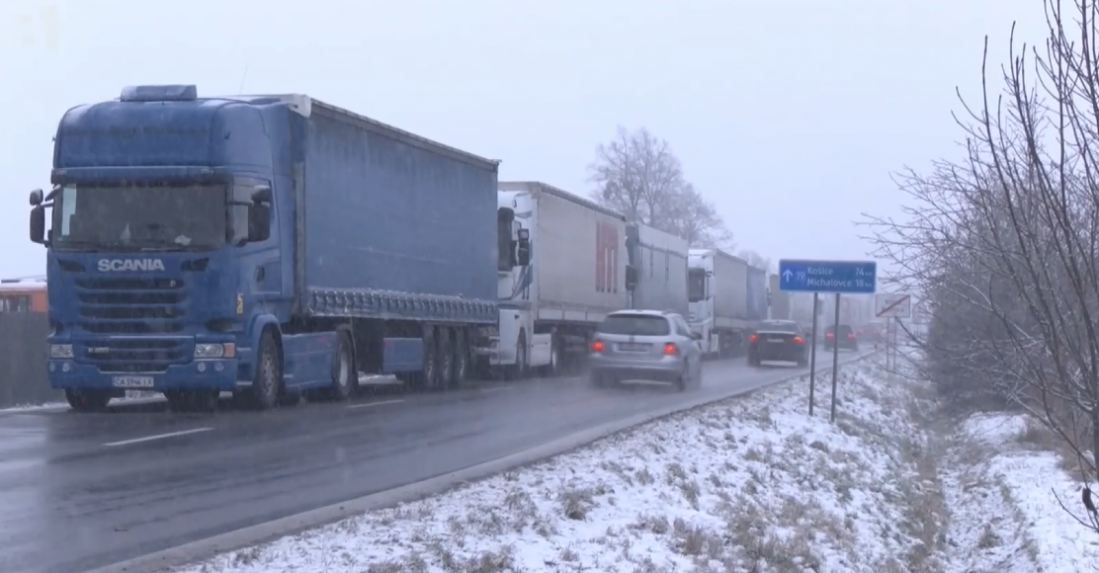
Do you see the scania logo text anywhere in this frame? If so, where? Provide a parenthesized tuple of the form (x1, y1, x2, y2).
(97, 259, 166, 272)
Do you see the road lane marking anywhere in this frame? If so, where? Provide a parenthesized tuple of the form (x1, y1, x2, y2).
(479, 386, 513, 393)
(348, 399, 405, 409)
(103, 427, 213, 447)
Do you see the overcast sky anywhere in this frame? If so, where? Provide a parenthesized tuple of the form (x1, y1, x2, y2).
(0, 0, 1046, 278)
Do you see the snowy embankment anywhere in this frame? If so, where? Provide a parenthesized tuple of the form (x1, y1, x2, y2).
(182, 356, 952, 573)
(940, 411, 1099, 573)
(0, 390, 164, 413)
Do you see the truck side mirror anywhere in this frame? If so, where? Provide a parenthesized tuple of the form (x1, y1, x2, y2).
(30, 205, 45, 244)
(625, 265, 638, 290)
(515, 228, 531, 266)
(247, 185, 272, 242)
(29, 188, 43, 206)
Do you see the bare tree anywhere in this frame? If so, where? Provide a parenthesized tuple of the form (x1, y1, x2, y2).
(862, 0, 1099, 535)
(588, 126, 733, 249)
(738, 250, 772, 271)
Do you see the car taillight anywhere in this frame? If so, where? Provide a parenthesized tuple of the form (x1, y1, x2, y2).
(848, 333, 855, 339)
(663, 343, 678, 355)
(749, 334, 758, 343)
(591, 340, 604, 352)
(826, 333, 834, 338)
(793, 336, 803, 344)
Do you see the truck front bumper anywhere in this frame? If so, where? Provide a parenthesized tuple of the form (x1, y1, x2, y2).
(47, 359, 242, 392)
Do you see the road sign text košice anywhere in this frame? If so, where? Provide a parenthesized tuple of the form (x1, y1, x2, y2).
(777, 259, 877, 294)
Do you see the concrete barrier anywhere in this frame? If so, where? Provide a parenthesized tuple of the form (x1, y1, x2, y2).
(0, 313, 60, 408)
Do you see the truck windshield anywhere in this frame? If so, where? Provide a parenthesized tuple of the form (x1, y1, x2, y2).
(688, 268, 706, 302)
(51, 182, 227, 251)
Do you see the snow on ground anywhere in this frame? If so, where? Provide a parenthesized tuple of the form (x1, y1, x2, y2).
(182, 355, 949, 573)
(940, 410, 1099, 573)
(0, 390, 221, 413)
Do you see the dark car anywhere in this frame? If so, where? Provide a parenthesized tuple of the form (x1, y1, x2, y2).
(747, 320, 808, 367)
(823, 324, 859, 351)
(858, 322, 884, 344)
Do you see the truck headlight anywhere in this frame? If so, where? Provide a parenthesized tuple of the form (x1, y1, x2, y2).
(50, 344, 73, 359)
(194, 343, 235, 359)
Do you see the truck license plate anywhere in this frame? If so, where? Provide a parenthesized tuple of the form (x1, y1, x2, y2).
(112, 376, 155, 388)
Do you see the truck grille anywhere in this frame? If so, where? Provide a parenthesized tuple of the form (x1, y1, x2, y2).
(76, 277, 187, 334)
(82, 339, 188, 373)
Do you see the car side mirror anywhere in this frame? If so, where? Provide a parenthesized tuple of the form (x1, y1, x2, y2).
(690, 331, 702, 341)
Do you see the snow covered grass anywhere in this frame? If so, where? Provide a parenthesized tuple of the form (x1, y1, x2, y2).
(940, 410, 1099, 573)
(181, 355, 953, 573)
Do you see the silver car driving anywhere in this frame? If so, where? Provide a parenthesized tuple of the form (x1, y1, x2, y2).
(588, 309, 704, 391)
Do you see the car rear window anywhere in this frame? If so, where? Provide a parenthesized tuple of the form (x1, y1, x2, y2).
(758, 321, 798, 333)
(596, 314, 671, 336)
(826, 325, 854, 335)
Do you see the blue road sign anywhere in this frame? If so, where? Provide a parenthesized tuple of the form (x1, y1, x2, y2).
(778, 259, 877, 294)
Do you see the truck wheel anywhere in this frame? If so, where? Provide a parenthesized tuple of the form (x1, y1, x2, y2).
(450, 328, 469, 387)
(249, 330, 282, 410)
(320, 330, 354, 401)
(436, 327, 455, 388)
(65, 389, 111, 413)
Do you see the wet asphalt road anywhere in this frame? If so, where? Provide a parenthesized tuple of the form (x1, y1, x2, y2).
(0, 352, 867, 573)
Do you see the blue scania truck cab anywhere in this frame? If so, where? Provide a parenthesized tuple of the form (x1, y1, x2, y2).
(29, 85, 502, 412)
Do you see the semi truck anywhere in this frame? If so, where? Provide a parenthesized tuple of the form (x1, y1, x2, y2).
(482, 181, 628, 376)
(767, 273, 791, 320)
(687, 248, 767, 358)
(626, 223, 689, 316)
(28, 84, 506, 412)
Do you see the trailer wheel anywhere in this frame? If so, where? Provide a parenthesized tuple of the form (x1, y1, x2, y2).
(248, 329, 282, 410)
(450, 328, 469, 387)
(543, 334, 561, 377)
(436, 326, 454, 389)
(65, 389, 111, 413)
(417, 326, 441, 389)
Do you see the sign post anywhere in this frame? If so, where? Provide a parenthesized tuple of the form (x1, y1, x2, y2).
(808, 293, 819, 415)
(875, 293, 911, 373)
(778, 259, 877, 422)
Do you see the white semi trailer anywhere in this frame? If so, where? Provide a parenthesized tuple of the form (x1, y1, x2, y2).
(481, 181, 629, 377)
(688, 248, 765, 358)
(626, 223, 689, 316)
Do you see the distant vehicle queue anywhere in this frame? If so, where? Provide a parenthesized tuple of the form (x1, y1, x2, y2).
(25, 84, 791, 413)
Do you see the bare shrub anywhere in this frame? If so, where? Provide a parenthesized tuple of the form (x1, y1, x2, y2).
(862, 0, 1099, 536)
